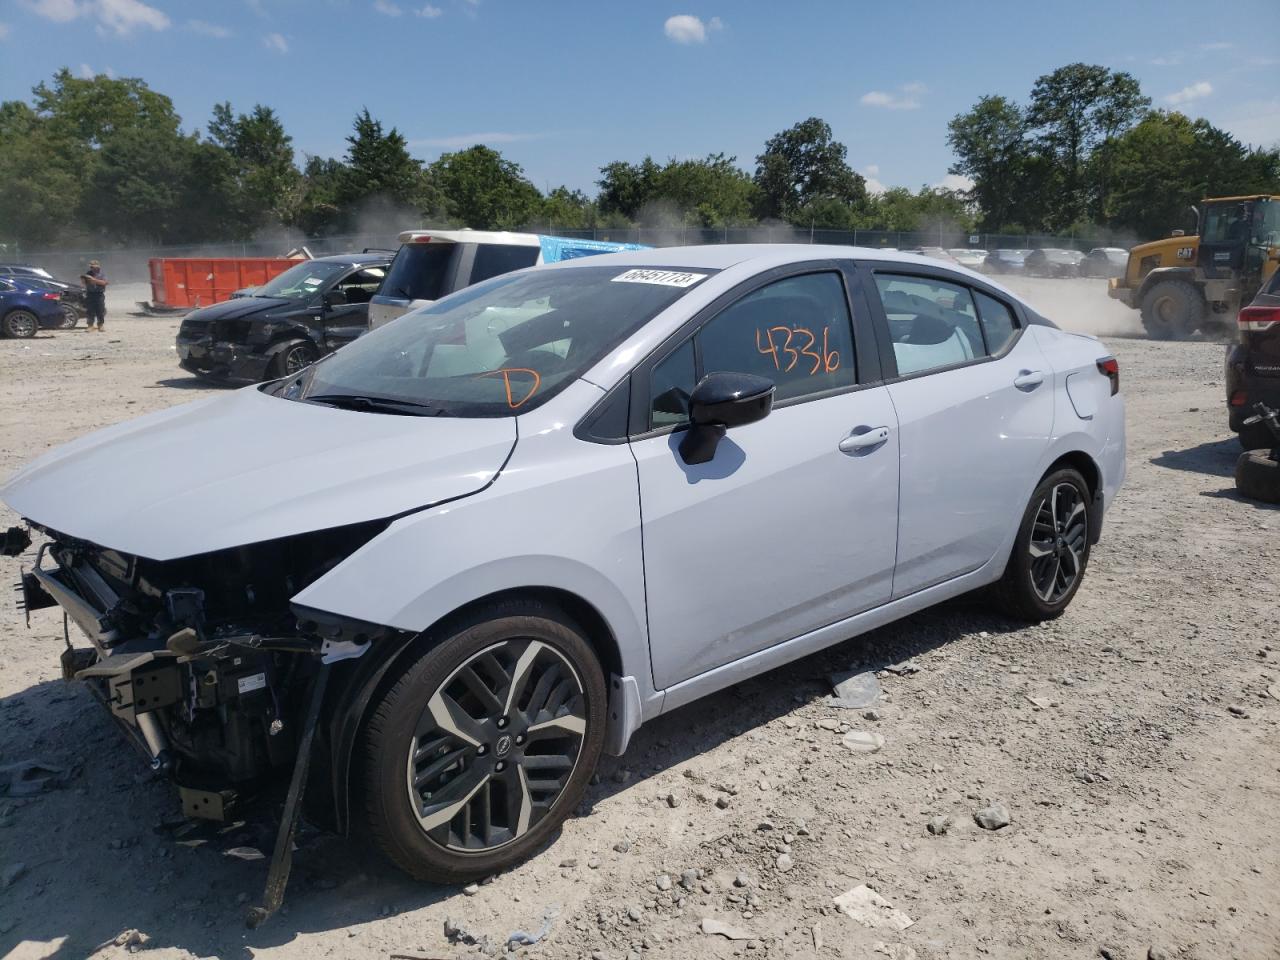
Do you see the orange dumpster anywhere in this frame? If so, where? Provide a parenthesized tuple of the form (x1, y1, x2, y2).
(148, 257, 303, 309)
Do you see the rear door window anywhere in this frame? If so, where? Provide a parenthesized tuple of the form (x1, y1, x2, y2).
(873, 275, 984, 375)
(973, 290, 1019, 354)
(469, 244, 540, 285)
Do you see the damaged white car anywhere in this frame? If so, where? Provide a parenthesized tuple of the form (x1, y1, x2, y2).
(1, 246, 1125, 905)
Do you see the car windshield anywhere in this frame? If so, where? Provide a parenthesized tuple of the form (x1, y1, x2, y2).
(293, 264, 714, 416)
(255, 260, 347, 300)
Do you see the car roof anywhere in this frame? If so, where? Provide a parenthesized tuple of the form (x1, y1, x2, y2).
(311, 251, 393, 266)
(546, 243, 1011, 273)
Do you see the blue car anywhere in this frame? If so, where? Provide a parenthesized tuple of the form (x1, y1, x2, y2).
(0, 276, 66, 338)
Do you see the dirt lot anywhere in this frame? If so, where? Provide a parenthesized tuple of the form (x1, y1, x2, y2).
(1, 279, 1277, 960)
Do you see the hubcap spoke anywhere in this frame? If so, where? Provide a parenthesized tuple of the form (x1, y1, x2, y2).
(1029, 482, 1087, 603)
(423, 688, 485, 747)
(415, 763, 489, 831)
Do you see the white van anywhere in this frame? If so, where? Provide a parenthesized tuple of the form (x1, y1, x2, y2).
(368, 229, 646, 328)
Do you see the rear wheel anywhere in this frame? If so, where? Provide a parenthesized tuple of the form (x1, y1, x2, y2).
(362, 600, 606, 883)
(1140, 279, 1205, 340)
(991, 468, 1092, 621)
(2, 309, 38, 339)
(59, 305, 79, 329)
(1238, 422, 1277, 451)
(1235, 450, 1280, 504)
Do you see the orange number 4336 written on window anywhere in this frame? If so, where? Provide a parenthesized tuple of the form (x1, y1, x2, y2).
(755, 326, 841, 375)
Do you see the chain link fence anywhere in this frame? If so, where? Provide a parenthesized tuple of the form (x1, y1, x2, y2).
(7, 227, 1132, 283)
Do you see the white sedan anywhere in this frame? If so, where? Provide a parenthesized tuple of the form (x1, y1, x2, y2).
(1, 245, 1125, 889)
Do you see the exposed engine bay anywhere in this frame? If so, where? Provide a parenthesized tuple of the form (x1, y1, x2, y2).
(13, 518, 396, 822)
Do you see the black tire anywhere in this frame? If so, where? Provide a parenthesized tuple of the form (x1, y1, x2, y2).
(991, 468, 1092, 621)
(268, 340, 318, 380)
(1238, 422, 1278, 452)
(58, 305, 79, 329)
(1235, 450, 1280, 504)
(1140, 279, 1205, 340)
(2, 309, 39, 339)
(362, 599, 607, 883)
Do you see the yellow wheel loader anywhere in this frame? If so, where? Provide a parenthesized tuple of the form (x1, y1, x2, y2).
(1108, 195, 1280, 339)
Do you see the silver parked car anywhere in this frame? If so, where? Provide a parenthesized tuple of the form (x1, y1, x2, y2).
(2, 245, 1126, 888)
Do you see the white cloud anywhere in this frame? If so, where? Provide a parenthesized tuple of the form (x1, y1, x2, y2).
(863, 165, 887, 196)
(26, 0, 81, 23)
(96, 0, 167, 33)
(416, 3, 442, 16)
(263, 31, 288, 53)
(186, 19, 231, 38)
(663, 14, 721, 45)
(78, 61, 93, 78)
(26, 0, 168, 33)
(410, 131, 545, 148)
(1149, 54, 1182, 67)
(935, 173, 975, 193)
(1165, 80, 1212, 105)
(0, 21, 11, 38)
(373, 0, 402, 14)
(860, 83, 925, 110)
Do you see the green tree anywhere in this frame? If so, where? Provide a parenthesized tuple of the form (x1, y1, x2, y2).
(81, 127, 194, 243)
(1025, 64, 1148, 227)
(946, 95, 1039, 231)
(430, 145, 544, 229)
(208, 102, 301, 230)
(1108, 111, 1280, 238)
(295, 155, 349, 235)
(338, 108, 424, 211)
(596, 157, 662, 221)
(753, 117, 867, 223)
(541, 186, 597, 230)
(0, 101, 82, 246)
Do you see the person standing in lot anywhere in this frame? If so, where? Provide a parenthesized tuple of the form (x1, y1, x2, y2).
(81, 259, 108, 331)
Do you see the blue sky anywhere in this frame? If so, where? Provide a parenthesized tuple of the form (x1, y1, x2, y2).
(1, 0, 1277, 198)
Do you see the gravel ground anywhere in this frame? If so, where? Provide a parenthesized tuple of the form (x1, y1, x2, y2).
(1, 278, 1277, 960)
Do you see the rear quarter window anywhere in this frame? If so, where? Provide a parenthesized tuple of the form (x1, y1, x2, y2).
(468, 244, 540, 285)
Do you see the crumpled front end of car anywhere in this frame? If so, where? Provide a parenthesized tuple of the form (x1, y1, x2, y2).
(16, 519, 399, 821)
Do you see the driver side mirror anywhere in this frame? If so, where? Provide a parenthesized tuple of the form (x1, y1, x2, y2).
(324, 289, 348, 308)
(678, 372, 775, 465)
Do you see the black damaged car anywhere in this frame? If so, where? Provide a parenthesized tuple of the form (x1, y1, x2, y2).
(176, 252, 391, 383)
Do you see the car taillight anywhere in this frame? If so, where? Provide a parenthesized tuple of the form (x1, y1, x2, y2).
(1239, 305, 1280, 331)
(1230, 390, 1248, 407)
(411, 235, 433, 243)
(1096, 356, 1119, 395)
(40, 292, 60, 300)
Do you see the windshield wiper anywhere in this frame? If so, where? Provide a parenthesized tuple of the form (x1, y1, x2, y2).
(303, 393, 444, 416)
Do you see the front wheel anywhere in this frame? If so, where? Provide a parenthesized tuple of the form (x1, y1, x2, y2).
(268, 340, 318, 380)
(991, 468, 1092, 621)
(362, 600, 607, 883)
(1140, 279, 1205, 340)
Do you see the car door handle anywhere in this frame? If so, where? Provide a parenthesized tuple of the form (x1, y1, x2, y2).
(839, 426, 891, 454)
(1013, 369, 1044, 390)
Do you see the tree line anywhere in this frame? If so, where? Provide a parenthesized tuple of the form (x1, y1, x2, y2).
(947, 62, 1279, 239)
(1, 65, 1276, 252)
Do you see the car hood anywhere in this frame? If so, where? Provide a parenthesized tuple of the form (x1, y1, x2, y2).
(0, 388, 516, 561)
(184, 296, 294, 322)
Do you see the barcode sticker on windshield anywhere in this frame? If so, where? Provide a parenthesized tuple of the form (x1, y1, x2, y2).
(611, 269, 707, 288)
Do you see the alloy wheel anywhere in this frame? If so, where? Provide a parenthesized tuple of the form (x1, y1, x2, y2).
(405, 639, 587, 853)
(5, 310, 37, 338)
(284, 346, 315, 375)
(1028, 482, 1087, 603)
(60, 306, 79, 329)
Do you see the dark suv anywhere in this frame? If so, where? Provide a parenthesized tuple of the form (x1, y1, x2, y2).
(176, 252, 390, 384)
(1226, 266, 1280, 448)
